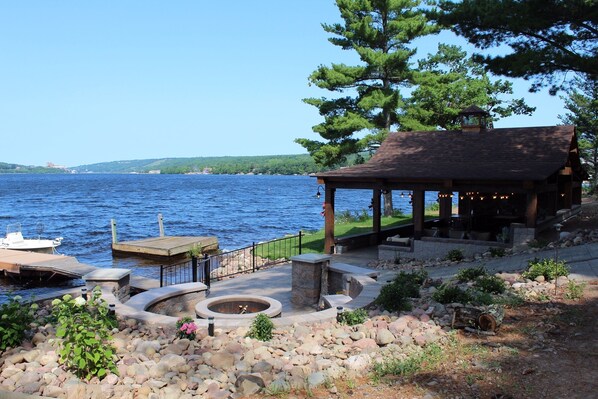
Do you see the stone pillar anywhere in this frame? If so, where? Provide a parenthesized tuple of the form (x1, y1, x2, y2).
(83, 268, 132, 302)
(290, 254, 331, 307)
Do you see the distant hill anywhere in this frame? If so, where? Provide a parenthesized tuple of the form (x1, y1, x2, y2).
(0, 162, 69, 174)
(71, 154, 340, 175)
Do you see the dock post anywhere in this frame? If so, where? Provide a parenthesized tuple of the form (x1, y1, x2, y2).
(203, 253, 211, 288)
(111, 219, 118, 244)
(158, 213, 165, 237)
(192, 256, 198, 282)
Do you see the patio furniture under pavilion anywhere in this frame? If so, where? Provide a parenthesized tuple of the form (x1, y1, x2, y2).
(315, 108, 586, 259)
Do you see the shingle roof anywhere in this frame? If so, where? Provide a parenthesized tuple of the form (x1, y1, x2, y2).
(317, 125, 579, 181)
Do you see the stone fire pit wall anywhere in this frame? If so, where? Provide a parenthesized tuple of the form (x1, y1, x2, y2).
(290, 254, 331, 306)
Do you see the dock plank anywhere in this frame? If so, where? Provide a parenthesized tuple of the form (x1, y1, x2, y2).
(112, 236, 218, 258)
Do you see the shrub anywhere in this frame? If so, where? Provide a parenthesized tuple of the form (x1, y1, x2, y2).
(337, 308, 367, 326)
(446, 249, 464, 262)
(471, 291, 495, 306)
(564, 280, 586, 300)
(0, 295, 37, 351)
(175, 316, 198, 340)
(52, 287, 118, 380)
(522, 258, 569, 280)
(246, 313, 274, 341)
(489, 247, 506, 257)
(528, 239, 549, 249)
(474, 275, 506, 294)
(456, 266, 487, 282)
(375, 271, 427, 312)
(432, 284, 473, 304)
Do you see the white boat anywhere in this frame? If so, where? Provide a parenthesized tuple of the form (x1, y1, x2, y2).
(0, 223, 63, 254)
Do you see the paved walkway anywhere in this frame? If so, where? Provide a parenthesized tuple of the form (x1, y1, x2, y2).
(417, 242, 598, 281)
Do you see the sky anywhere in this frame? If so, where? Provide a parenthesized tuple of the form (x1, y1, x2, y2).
(0, 1, 569, 167)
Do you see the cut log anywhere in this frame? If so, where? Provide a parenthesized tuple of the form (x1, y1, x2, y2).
(452, 305, 504, 332)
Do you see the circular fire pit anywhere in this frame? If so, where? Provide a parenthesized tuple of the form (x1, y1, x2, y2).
(195, 295, 282, 319)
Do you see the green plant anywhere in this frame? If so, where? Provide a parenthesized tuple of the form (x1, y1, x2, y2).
(246, 313, 274, 341)
(494, 292, 525, 307)
(523, 258, 569, 280)
(564, 280, 586, 300)
(372, 343, 444, 380)
(375, 271, 427, 312)
(52, 287, 118, 380)
(426, 202, 440, 212)
(337, 308, 367, 326)
(187, 243, 202, 258)
(456, 266, 487, 282)
(446, 249, 465, 262)
(0, 295, 37, 351)
(471, 291, 495, 306)
(432, 284, 473, 304)
(474, 275, 506, 294)
(489, 247, 506, 257)
(175, 316, 198, 340)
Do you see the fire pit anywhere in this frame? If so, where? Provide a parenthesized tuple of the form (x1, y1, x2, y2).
(195, 295, 282, 319)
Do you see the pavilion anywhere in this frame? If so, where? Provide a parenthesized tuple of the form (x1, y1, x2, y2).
(314, 107, 587, 258)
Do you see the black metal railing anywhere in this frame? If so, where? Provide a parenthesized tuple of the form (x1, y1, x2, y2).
(159, 231, 303, 287)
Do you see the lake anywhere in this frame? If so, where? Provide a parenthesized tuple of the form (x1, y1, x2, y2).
(0, 173, 436, 300)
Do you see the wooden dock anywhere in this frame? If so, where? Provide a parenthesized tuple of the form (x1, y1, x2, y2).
(111, 236, 219, 259)
(0, 249, 96, 279)
(0, 248, 161, 290)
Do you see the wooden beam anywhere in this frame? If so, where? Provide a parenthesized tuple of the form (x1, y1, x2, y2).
(324, 187, 336, 255)
(413, 190, 425, 239)
(526, 192, 538, 228)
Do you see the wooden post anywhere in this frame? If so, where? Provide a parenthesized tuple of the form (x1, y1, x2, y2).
(110, 219, 118, 244)
(372, 189, 382, 244)
(526, 192, 538, 228)
(158, 213, 165, 237)
(324, 186, 336, 254)
(413, 190, 425, 239)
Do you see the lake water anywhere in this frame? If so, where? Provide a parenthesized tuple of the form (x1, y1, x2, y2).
(0, 173, 437, 300)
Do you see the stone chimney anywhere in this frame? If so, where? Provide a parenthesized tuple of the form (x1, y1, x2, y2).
(459, 105, 490, 133)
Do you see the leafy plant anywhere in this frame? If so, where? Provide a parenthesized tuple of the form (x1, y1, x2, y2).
(489, 247, 506, 257)
(372, 343, 444, 380)
(246, 313, 274, 341)
(375, 271, 427, 312)
(337, 308, 368, 326)
(471, 291, 495, 306)
(432, 284, 473, 304)
(564, 280, 586, 300)
(187, 243, 202, 258)
(0, 295, 37, 351)
(175, 316, 198, 340)
(456, 266, 487, 282)
(474, 275, 506, 294)
(446, 249, 465, 262)
(523, 258, 569, 280)
(52, 287, 118, 380)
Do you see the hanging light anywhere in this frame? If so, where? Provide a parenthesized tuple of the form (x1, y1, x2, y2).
(315, 185, 324, 199)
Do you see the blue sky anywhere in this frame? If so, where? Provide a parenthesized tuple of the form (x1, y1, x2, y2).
(0, 1, 567, 167)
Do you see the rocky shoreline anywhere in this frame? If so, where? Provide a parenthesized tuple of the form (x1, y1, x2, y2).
(0, 263, 581, 399)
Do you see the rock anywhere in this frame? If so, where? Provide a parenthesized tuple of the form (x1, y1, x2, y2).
(6, 353, 25, 364)
(344, 354, 370, 372)
(252, 360, 273, 373)
(353, 338, 378, 350)
(31, 332, 46, 346)
(211, 352, 235, 369)
(235, 374, 265, 396)
(22, 349, 40, 363)
(375, 329, 395, 346)
(534, 275, 545, 283)
(307, 372, 327, 389)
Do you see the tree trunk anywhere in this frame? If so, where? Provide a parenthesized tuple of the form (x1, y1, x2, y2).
(383, 191, 393, 216)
